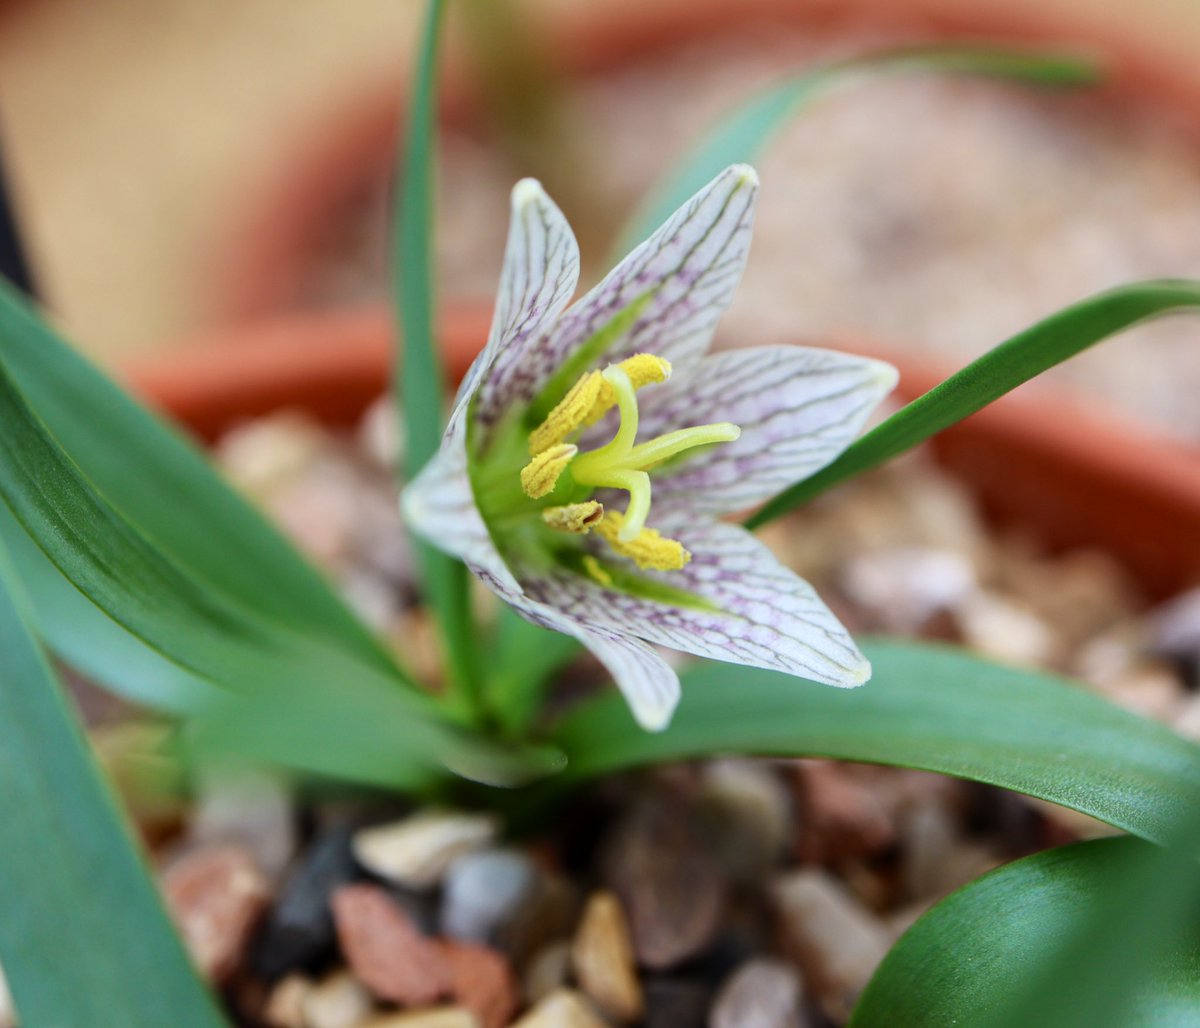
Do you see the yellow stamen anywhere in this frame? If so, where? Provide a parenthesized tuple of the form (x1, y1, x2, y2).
(542, 501, 604, 533)
(595, 511, 691, 571)
(582, 353, 671, 426)
(528, 371, 603, 456)
(520, 443, 577, 499)
(582, 555, 614, 587)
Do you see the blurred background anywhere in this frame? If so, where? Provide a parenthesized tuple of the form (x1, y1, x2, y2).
(5, 0, 1200, 439)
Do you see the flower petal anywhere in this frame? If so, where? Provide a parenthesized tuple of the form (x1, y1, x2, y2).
(539, 514, 869, 688)
(486, 165, 758, 432)
(402, 433, 522, 597)
(456, 179, 580, 440)
(644, 346, 898, 515)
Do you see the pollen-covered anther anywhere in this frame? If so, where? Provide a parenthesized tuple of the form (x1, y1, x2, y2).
(595, 510, 691, 571)
(528, 371, 604, 456)
(542, 501, 604, 533)
(520, 443, 577, 499)
(583, 353, 672, 426)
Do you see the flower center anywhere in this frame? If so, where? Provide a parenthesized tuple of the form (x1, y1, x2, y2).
(518, 355, 740, 573)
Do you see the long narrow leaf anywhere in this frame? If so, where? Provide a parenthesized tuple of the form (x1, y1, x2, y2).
(852, 837, 1200, 1027)
(0, 281, 399, 703)
(0, 355, 555, 789)
(0, 540, 226, 1027)
(551, 639, 1200, 845)
(618, 44, 1100, 254)
(393, 0, 481, 709)
(749, 279, 1200, 526)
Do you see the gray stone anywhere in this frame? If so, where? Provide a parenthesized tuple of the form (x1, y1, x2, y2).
(710, 959, 809, 1028)
(522, 940, 572, 1006)
(440, 849, 539, 944)
(189, 768, 295, 881)
(697, 760, 792, 882)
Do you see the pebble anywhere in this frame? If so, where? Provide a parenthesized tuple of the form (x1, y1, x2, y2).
(512, 989, 608, 1028)
(440, 849, 538, 944)
(696, 760, 792, 882)
(522, 940, 572, 1005)
(571, 891, 644, 1023)
(603, 794, 725, 969)
(794, 761, 894, 862)
(331, 884, 451, 1006)
(188, 768, 295, 882)
(710, 959, 809, 1028)
(300, 971, 375, 1028)
(1149, 587, 1200, 686)
(771, 869, 890, 1022)
(840, 547, 975, 633)
(358, 1009, 479, 1028)
(161, 844, 269, 984)
(254, 825, 360, 978)
(353, 811, 498, 890)
(957, 593, 1058, 666)
(263, 974, 311, 1028)
(439, 940, 519, 1028)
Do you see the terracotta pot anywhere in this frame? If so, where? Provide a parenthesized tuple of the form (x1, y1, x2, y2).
(122, 305, 1200, 601)
(210, 0, 1200, 324)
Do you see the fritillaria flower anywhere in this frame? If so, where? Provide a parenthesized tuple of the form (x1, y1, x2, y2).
(404, 165, 898, 730)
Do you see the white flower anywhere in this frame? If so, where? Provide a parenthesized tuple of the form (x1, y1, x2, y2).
(404, 166, 897, 730)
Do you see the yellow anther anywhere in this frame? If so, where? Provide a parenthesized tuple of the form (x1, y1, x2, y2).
(528, 371, 604, 456)
(520, 443, 577, 499)
(582, 555, 614, 587)
(595, 510, 691, 571)
(542, 501, 604, 534)
(583, 354, 672, 426)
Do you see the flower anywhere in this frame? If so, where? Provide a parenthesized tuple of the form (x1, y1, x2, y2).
(404, 165, 898, 731)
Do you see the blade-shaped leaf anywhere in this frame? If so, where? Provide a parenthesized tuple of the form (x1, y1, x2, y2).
(618, 44, 1101, 255)
(748, 279, 1200, 527)
(0, 354, 555, 789)
(852, 836, 1200, 1027)
(0, 279, 399, 703)
(393, 0, 482, 709)
(551, 639, 1200, 845)
(0, 540, 226, 1027)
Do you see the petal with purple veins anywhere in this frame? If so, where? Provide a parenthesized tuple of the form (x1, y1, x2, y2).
(458, 179, 580, 441)
(644, 346, 898, 515)
(402, 434, 523, 596)
(539, 514, 869, 689)
(495, 165, 758, 429)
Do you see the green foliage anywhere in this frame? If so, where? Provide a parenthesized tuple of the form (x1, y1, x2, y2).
(393, 0, 482, 714)
(0, 541, 226, 1027)
(552, 639, 1200, 846)
(0, 280, 398, 707)
(749, 279, 1200, 526)
(853, 836, 1200, 1027)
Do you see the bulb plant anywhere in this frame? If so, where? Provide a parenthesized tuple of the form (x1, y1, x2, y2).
(2, 3, 1200, 1025)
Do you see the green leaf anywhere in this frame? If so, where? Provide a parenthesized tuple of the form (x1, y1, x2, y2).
(551, 639, 1200, 845)
(489, 606, 586, 736)
(617, 44, 1101, 255)
(0, 539, 226, 1027)
(748, 279, 1200, 527)
(0, 280, 398, 704)
(0, 350, 554, 790)
(852, 837, 1200, 1027)
(393, 0, 482, 712)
